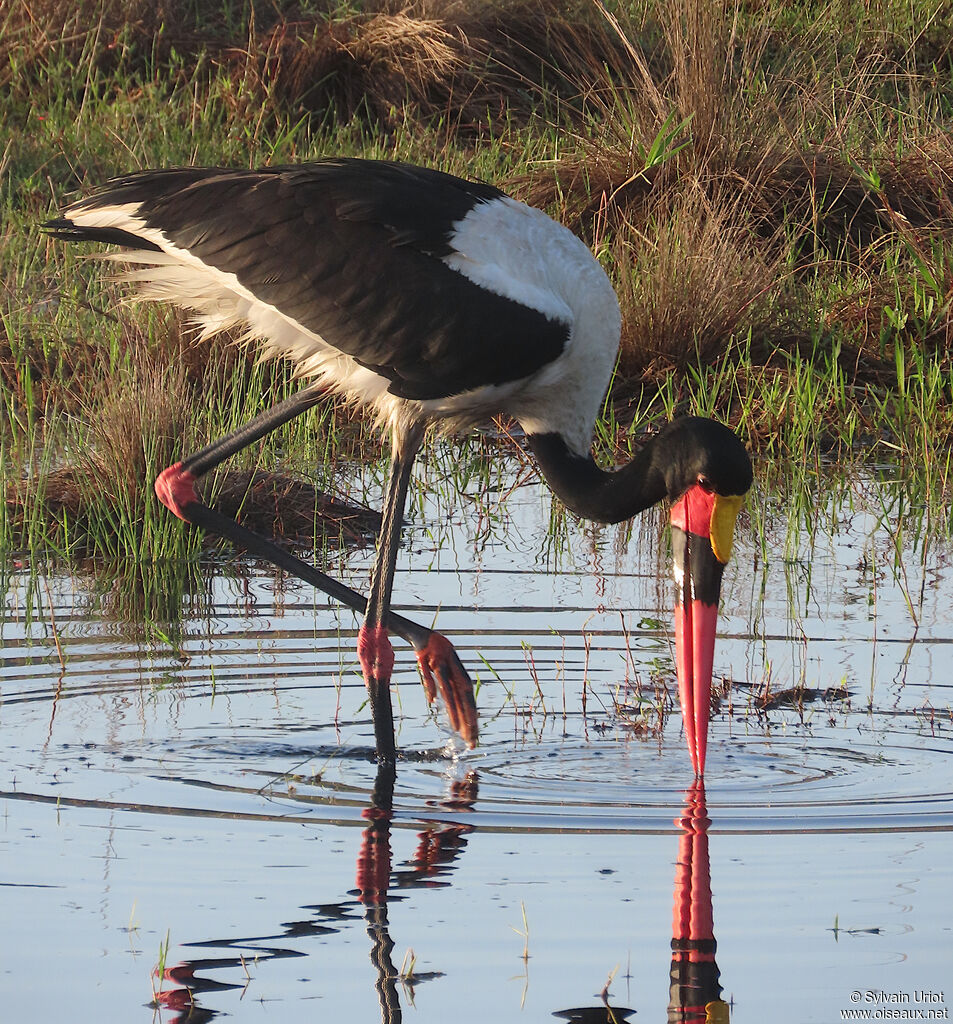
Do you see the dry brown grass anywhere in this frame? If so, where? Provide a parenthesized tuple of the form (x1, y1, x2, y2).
(218, 0, 634, 128)
(2, 0, 626, 128)
(516, 3, 953, 240)
(81, 349, 194, 506)
(611, 182, 782, 375)
(230, 10, 466, 124)
(4, 339, 193, 520)
(505, 1, 953, 378)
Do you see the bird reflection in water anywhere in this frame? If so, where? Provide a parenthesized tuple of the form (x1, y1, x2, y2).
(553, 781, 727, 1024)
(669, 781, 728, 1023)
(151, 763, 478, 1023)
(150, 777, 726, 1022)
(356, 763, 479, 1022)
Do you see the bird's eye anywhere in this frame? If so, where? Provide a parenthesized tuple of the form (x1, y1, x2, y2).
(697, 474, 714, 493)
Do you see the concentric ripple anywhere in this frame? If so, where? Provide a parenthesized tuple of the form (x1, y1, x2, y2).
(4, 557, 951, 837)
(4, 467, 953, 842)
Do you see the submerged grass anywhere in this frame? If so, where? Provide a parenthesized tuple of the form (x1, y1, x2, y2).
(3, 0, 953, 610)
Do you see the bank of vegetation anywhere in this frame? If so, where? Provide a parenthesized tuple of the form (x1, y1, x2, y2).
(3, 0, 953, 573)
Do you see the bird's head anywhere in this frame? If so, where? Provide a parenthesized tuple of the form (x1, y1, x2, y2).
(524, 415, 752, 774)
(658, 418, 753, 775)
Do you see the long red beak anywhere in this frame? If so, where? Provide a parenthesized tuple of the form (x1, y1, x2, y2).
(670, 483, 742, 775)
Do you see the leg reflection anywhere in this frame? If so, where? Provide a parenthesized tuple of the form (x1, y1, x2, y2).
(355, 762, 480, 1024)
(152, 764, 479, 1023)
(356, 762, 401, 1023)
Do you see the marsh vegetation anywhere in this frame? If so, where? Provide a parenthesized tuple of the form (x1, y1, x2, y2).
(3, 0, 953, 573)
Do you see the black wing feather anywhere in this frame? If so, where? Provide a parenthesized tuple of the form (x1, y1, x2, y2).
(51, 160, 570, 401)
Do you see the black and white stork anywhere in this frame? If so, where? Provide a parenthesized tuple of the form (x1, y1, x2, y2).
(46, 158, 752, 772)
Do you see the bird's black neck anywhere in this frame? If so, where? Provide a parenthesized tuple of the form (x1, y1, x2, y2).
(525, 432, 668, 525)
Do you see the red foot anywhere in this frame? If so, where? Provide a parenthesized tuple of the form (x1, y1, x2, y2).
(416, 632, 479, 749)
(358, 624, 395, 683)
(154, 462, 199, 521)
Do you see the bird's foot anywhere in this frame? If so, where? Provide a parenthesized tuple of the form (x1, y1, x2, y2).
(155, 462, 199, 522)
(415, 633, 479, 749)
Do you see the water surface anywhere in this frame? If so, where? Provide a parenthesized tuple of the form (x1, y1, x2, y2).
(2, 456, 952, 1022)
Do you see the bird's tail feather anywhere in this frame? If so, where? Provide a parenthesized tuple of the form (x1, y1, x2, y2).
(42, 218, 162, 252)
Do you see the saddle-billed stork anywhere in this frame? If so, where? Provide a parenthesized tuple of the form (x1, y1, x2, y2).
(46, 159, 752, 772)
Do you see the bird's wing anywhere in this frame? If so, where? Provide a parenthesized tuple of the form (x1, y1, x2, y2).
(51, 161, 571, 401)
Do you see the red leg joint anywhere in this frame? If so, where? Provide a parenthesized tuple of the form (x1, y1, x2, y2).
(358, 624, 395, 684)
(154, 462, 199, 522)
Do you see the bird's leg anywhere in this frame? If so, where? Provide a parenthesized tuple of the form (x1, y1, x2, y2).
(358, 424, 426, 762)
(153, 386, 477, 751)
(359, 423, 478, 759)
(155, 387, 376, 617)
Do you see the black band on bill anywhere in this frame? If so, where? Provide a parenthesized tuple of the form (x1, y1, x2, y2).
(672, 525, 725, 608)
